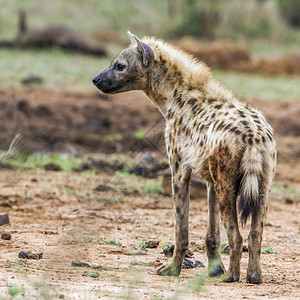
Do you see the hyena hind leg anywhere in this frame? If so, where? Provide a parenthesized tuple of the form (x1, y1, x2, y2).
(205, 183, 225, 277)
(219, 190, 243, 282)
(247, 192, 268, 284)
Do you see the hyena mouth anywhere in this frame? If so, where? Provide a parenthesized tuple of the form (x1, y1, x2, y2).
(98, 82, 122, 94)
(103, 84, 122, 94)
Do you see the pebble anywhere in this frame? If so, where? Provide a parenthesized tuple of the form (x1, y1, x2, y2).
(0, 213, 9, 225)
(82, 270, 100, 278)
(44, 163, 62, 171)
(146, 240, 159, 248)
(71, 260, 101, 269)
(1, 232, 11, 240)
(124, 250, 147, 256)
(182, 258, 205, 269)
(18, 251, 43, 259)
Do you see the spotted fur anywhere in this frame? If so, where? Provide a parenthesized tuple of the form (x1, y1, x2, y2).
(92, 32, 277, 284)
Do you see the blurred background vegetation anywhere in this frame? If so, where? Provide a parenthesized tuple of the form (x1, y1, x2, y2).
(1, 0, 299, 41)
(0, 0, 299, 100)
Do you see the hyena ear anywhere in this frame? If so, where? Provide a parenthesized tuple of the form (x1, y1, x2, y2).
(127, 31, 153, 67)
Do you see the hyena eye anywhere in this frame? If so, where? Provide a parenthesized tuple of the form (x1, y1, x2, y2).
(116, 63, 126, 71)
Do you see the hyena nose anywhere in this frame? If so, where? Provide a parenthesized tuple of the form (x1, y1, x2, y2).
(92, 75, 101, 85)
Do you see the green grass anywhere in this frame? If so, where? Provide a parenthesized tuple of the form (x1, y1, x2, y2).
(83, 236, 94, 243)
(214, 70, 300, 102)
(7, 285, 25, 297)
(133, 241, 148, 250)
(105, 239, 122, 246)
(162, 242, 171, 250)
(262, 246, 277, 254)
(134, 131, 145, 140)
(0, 48, 112, 92)
(140, 181, 163, 197)
(7, 153, 83, 171)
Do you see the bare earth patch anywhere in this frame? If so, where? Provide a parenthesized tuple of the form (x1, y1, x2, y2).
(0, 165, 299, 299)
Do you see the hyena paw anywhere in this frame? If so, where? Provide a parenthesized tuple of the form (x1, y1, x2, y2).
(247, 272, 262, 284)
(208, 262, 225, 277)
(157, 263, 181, 276)
(221, 271, 240, 282)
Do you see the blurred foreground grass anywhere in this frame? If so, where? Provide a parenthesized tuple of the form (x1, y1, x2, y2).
(0, 48, 299, 102)
(7, 153, 83, 171)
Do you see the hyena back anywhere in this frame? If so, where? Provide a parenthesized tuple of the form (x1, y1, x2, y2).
(92, 32, 277, 284)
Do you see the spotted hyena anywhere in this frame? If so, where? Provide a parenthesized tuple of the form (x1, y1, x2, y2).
(92, 32, 276, 284)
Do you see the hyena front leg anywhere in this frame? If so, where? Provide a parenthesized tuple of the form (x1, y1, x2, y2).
(205, 183, 225, 277)
(157, 162, 191, 276)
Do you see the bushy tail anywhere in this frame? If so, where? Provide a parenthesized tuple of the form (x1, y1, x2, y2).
(238, 145, 263, 226)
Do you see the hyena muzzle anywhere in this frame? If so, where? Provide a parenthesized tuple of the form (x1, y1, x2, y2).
(92, 32, 276, 284)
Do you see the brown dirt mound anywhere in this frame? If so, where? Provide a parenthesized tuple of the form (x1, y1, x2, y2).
(176, 37, 300, 75)
(176, 37, 251, 70)
(0, 88, 163, 155)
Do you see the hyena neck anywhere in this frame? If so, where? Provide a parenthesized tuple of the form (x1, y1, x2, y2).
(141, 37, 213, 116)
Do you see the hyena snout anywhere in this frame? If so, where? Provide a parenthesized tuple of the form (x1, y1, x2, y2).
(92, 70, 115, 93)
(92, 74, 101, 85)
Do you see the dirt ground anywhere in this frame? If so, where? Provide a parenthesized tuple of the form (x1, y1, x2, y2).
(0, 166, 299, 299)
(0, 88, 300, 299)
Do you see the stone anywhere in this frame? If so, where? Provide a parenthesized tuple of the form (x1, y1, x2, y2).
(1, 232, 11, 240)
(0, 213, 9, 225)
(44, 163, 62, 171)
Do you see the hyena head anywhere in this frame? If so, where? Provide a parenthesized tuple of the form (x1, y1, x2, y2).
(92, 31, 154, 94)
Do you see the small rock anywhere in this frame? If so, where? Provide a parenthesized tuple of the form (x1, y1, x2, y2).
(1, 232, 11, 240)
(0, 213, 9, 225)
(18, 251, 43, 259)
(285, 198, 294, 204)
(146, 240, 159, 248)
(94, 184, 115, 192)
(185, 249, 194, 258)
(163, 245, 174, 257)
(59, 295, 65, 299)
(21, 74, 44, 85)
(73, 163, 91, 172)
(221, 244, 230, 254)
(82, 270, 100, 278)
(108, 250, 124, 255)
(71, 260, 101, 269)
(71, 260, 91, 268)
(182, 258, 205, 269)
(44, 163, 62, 171)
(124, 251, 147, 256)
(129, 261, 153, 267)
